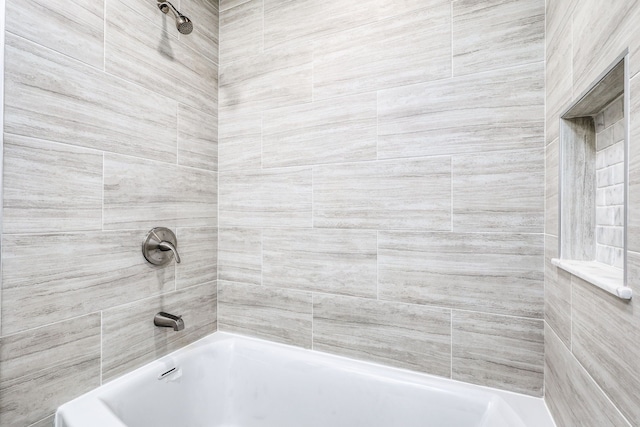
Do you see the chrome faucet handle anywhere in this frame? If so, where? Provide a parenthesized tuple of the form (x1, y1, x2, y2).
(158, 240, 181, 263)
(142, 227, 181, 266)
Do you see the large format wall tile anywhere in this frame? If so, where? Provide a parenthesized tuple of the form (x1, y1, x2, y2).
(105, 0, 218, 115)
(176, 227, 218, 289)
(452, 0, 544, 76)
(102, 282, 217, 382)
(379, 232, 543, 318)
(181, 0, 220, 65)
(262, 228, 377, 297)
(313, 295, 451, 376)
(378, 62, 544, 159)
(1, 231, 175, 335)
(4, 33, 178, 163)
(0, 314, 100, 427)
(104, 154, 217, 230)
(218, 228, 262, 285)
(29, 415, 55, 427)
(219, 167, 312, 227)
(178, 104, 218, 171)
(3, 135, 102, 234)
(218, 108, 262, 171)
(545, 324, 631, 427)
(313, 157, 451, 230)
(545, 7, 572, 144)
(218, 281, 312, 348)
(545, 139, 559, 235)
(220, 0, 263, 63)
(571, 256, 640, 426)
(452, 148, 544, 232)
(262, 94, 377, 168)
(544, 235, 571, 347)
(219, 43, 312, 111)
(6, 0, 104, 68)
(452, 311, 544, 396)
(313, 4, 451, 100)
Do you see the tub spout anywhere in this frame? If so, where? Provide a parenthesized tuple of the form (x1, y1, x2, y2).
(154, 312, 185, 331)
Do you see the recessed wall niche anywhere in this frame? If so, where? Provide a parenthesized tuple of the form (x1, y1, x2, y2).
(553, 51, 632, 300)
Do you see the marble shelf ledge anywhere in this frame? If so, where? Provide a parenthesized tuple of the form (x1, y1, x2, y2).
(551, 258, 632, 300)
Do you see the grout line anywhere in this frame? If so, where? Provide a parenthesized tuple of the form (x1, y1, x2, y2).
(450, 310, 453, 379)
(376, 230, 379, 300)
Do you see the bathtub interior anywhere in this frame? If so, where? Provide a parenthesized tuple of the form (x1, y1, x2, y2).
(56, 333, 552, 427)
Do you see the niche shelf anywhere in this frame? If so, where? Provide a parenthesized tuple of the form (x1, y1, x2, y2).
(553, 51, 632, 300)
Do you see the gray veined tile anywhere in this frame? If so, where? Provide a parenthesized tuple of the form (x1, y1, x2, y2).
(219, 42, 312, 112)
(3, 134, 102, 234)
(0, 314, 101, 427)
(452, 311, 544, 396)
(176, 227, 218, 289)
(262, 94, 377, 168)
(218, 228, 262, 285)
(452, 0, 544, 76)
(262, 228, 377, 297)
(377, 62, 544, 159)
(544, 323, 631, 427)
(545, 12, 572, 144)
(4, 33, 178, 163)
(102, 282, 217, 382)
(545, 139, 559, 235)
(570, 254, 640, 426)
(220, 0, 263, 63)
(313, 4, 451, 100)
(220, 0, 250, 12)
(28, 415, 55, 427)
(6, 0, 104, 68)
(181, 0, 220, 64)
(452, 148, 544, 233)
(313, 157, 451, 230)
(178, 104, 218, 171)
(544, 234, 571, 347)
(218, 107, 262, 171)
(219, 167, 312, 228)
(313, 294, 451, 376)
(105, 0, 218, 115)
(104, 154, 217, 230)
(378, 232, 544, 318)
(1, 230, 175, 336)
(218, 281, 312, 348)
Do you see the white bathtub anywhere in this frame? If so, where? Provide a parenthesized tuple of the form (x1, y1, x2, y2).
(56, 332, 555, 427)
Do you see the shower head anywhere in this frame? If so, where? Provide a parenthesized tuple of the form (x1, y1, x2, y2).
(157, 1, 193, 35)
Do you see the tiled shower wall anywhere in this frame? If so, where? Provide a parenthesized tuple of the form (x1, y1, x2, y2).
(0, 1, 219, 426)
(218, 0, 546, 397)
(545, 0, 640, 425)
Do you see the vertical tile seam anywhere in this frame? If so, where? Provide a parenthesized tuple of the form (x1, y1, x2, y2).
(102, 153, 105, 232)
(450, 0, 453, 78)
(100, 310, 104, 385)
(103, 0, 107, 72)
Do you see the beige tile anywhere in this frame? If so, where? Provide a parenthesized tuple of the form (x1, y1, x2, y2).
(262, 228, 377, 297)
(102, 282, 217, 382)
(181, 0, 220, 64)
(313, 157, 451, 230)
(570, 254, 640, 426)
(546, 139, 559, 235)
(6, 0, 104, 68)
(105, 0, 217, 115)
(1, 231, 175, 335)
(0, 314, 101, 427)
(176, 227, 218, 289)
(218, 281, 312, 348)
(313, 4, 451, 100)
(452, 0, 544, 76)
(313, 294, 451, 376)
(544, 235, 571, 347)
(3, 135, 102, 234)
(104, 154, 217, 230)
(219, 167, 312, 227)
(452, 148, 544, 233)
(378, 62, 544, 159)
(218, 228, 262, 285)
(262, 94, 377, 168)
(379, 232, 543, 318)
(452, 311, 543, 396)
(545, 323, 631, 427)
(219, 42, 312, 111)
(220, 0, 263, 63)
(4, 33, 178, 163)
(218, 107, 262, 171)
(178, 104, 218, 171)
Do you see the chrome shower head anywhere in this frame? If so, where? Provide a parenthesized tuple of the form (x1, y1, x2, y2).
(157, 1, 193, 35)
